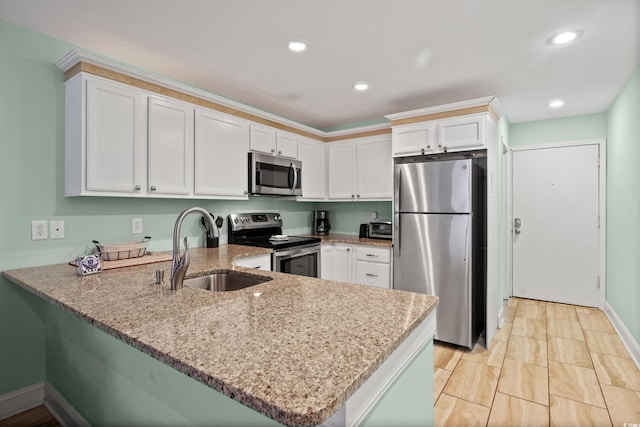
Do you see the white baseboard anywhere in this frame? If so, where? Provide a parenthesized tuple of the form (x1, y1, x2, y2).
(0, 382, 44, 421)
(605, 301, 640, 369)
(0, 382, 88, 426)
(44, 383, 89, 427)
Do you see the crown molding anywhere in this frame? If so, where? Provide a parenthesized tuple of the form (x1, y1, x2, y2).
(385, 96, 503, 123)
(56, 49, 327, 139)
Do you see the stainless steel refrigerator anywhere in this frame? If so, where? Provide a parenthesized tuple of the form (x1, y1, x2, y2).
(393, 152, 486, 349)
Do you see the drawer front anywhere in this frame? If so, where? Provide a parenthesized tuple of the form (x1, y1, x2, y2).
(232, 254, 272, 271)
(355, 261, 391, 289)
(355, 246, 391, 263)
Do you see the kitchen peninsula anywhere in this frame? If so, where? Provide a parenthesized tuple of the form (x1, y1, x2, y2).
(2, 245, 437, 427)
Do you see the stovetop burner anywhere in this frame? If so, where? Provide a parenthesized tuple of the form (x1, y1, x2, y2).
(228, 212, 320, 250)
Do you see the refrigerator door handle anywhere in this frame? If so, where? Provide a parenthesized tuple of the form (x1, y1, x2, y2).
(395, 168, 402, 256)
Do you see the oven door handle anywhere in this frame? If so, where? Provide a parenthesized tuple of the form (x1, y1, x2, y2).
(274, 244, 319, 259)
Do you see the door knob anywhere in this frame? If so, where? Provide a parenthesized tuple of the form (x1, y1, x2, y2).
(514, 218, 522, 235)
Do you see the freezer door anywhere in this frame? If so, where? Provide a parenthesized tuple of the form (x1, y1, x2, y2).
(395, 159, 472, 213)
(393, 212, 472, 347)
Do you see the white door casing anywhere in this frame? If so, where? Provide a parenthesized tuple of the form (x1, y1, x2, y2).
(511, 140, 605, 308)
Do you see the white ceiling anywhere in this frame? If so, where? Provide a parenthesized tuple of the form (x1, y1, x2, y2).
(1, 0, 638, 131)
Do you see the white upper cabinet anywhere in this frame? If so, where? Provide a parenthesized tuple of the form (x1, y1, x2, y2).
(65, 73, 251, 200)
(147, 97, 194, 196)
(68, 76, 148, 196)
(356, 137, 392, 199)
(276, 130, 298, 158)
(194, 108, 249, 199)
(328, 141, 357, 200)
(391, 114, 491, 157)
(328, 136, 392, 201)
(437, 114, 486, 150)
(297, 137, 327, 200)
(249, 124, 298, 158)
(391, 122, 436, 157)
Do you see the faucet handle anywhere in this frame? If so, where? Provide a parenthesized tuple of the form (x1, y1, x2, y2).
(179, 236, 191, 268)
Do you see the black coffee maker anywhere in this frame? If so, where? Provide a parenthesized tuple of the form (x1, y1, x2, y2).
(313, 210, 330, 235)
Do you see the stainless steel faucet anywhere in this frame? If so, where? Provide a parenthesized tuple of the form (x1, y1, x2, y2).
(170, 207, 218, 291)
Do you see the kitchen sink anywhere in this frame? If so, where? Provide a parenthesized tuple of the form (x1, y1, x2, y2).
(183, 270, 272, 291)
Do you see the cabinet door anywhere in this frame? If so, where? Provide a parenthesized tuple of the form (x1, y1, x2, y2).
(148, 97, 193, 196)
(333, 245, 353, 283)
(85, 79, 147, 193)
(355, 261, 391, 289)
(297, 137, 326, 200)
(328, 141, 357, 200)
(356, 138, 392, 200)
(321, 245, 334, 280)
(249, 124, 277, 154)
(391, 123, 435, 157)
(436, 115, 485, 151)
(194, 108, 249, 199)
(276, 131, 298, 158)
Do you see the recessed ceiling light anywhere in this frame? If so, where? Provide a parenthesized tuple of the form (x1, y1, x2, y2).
(549, 99, 565, 108)
(548, 30, 583, 45)
(287, 40, 309, 53)
(354, 82, 371, 92)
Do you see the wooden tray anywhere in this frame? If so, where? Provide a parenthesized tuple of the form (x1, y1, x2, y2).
(70, 252, 172, 270)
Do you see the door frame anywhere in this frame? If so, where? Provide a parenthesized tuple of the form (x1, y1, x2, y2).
(502, 138, 512, 301)
(510, 138, 606, 309)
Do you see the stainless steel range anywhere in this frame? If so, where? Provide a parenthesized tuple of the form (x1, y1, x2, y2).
(228, 213, 321, 278)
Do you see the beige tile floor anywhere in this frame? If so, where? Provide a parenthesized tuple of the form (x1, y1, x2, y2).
(434, 297, 640, 427)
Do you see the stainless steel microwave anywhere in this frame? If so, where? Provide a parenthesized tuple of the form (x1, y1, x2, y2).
(249, 152, 302, 196)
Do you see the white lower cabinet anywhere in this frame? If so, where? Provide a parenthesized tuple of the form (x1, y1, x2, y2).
(232, 254, 271, 271)
(320, 244, 334, 280)
(322, 244, 391, 289)
(333, 245, 353, 283)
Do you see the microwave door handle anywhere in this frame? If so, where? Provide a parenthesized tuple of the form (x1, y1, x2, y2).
(290, 162, 298, 193)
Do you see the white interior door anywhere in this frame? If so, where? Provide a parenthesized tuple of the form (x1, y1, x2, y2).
(512, 143, 600, 307)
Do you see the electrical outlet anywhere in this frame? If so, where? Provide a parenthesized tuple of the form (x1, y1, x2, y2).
(131, 218, 143, 234)
(371, 212, 378, 220)
(50, 220, 65, 239)
(31, 220, 48, 240)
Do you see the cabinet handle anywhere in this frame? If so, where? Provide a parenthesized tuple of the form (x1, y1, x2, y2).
(366, 254, 378, 258)
(346, 248, 351, 252)
(366, 274, 378, 278)
(150, 186, 157, 191)
(357, 194, 360, 198)
(134, 185, 141, 191)
(351, 194, 355, 198)
(244, 190, 248, 195)
(271, 148, 275, 153)
(278, 150, 282, 155)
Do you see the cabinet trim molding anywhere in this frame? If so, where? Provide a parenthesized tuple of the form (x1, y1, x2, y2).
(58, 51, 324, 143)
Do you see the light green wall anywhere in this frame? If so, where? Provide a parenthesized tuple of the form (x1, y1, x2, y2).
(606, 67, 640, 344)
(509, 113, 607, 147)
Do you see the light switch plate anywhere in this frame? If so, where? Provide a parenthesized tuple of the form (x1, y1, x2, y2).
(50, 220, 65, 239)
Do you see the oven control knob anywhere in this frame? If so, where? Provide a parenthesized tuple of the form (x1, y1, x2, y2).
(274, 214, 281, 221)
(234, 217, 239, 224)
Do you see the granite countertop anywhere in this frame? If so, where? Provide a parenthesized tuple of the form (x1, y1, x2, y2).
(304, 233, 393, 248)
(2, 244, 436, 427)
